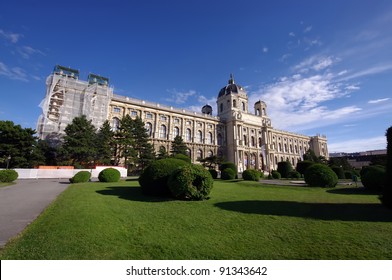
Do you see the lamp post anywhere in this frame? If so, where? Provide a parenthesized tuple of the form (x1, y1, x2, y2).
(6, 155, 11, 169)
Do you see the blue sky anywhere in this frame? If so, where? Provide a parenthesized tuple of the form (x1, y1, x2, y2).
(1, 0, 391, 153)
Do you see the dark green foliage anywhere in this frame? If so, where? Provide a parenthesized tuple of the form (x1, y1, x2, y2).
(156, 146, 169, 159)
(344, 171, 353, 179)
(173, 153, 192, 163)
(296, 160, 315, 175)
(168, 164, 213, 200)
(277, 161, 293, 178)
(199, 155, 223, 169)
(303, 149, 319, 162)
(208, 169, 218, 179)
(271, 170, 281, 179)
(0, 120, 41, 168)
(0, 169, 18, 182)
(95, 120, 115, 165)
(361, 166, 385, 191)
(287, 170, 301, 179)
(331, 166, 345, 179)
(242, 169, 261, 181)
(98, 168, 121, 182)
(221, 168, 236, 180)
(62, 115, 97, 167)
(69, 171, 91, 183)
(381, 126, 392, 208)
(219, 162, 237, 174)
(138, 158, 188, 196)
(328, 157, 352, 171)
(171, 135, 188, 156)
(304, 164, 338, 188)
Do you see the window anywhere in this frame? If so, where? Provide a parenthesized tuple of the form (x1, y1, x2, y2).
(262, 108, 266, 116)
(220, 103, 223, 112)
(186, 128, 192, 142)
(197, 130, 203, 143)
(258, 137, 262, 147)
(159, 125, 167, 139)
(256, 109, 260, 116)
(207, 132, 213, 144)
(111, 117, 120, 132)
(160, 115, 167, 121)
(197, 149, 203, 160)
(217, 133, 223, 145)
(145, 122, 152, 137)
(186, 149, 191, 157)
(207, 150, 213, 157)
(233, 100, 237, 108)
(174, 118, 180, 124)
(251, 136, 255, 147)
(113, 107, 121, 113)
(173, 127, 179, 138)
(146, 113, 153, 119)
(243, 135, 247, 146)
(242, 102, 246, 111)
(131, 110, 137, 117)
(278, 143, 282, 152)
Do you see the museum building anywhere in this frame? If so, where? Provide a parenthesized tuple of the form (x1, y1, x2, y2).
(37, 65, 328, 172)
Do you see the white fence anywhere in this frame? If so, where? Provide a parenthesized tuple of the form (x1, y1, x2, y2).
(0, 166, 128, 179)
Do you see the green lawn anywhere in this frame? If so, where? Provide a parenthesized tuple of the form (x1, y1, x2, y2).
(1, 179, 391, 259)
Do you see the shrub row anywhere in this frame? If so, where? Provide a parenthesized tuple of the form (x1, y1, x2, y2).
(242, 169, 262, 181)
(70, 168, 121, 184)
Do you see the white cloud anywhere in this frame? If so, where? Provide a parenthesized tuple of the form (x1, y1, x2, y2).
(289, 32, 295, 37)
(340, 63, 392, 80)
(368, 98, 390, 104)
(0, 62, 28, 81)
(17, 46, 45, 59)
(279, 53, 292, 62)
(0, 29, 22, 43)
(262, 47, 268, 53)
(328, 136, 386, 153)
(304, 25, 312, 33)
(293, 55, 338, 73)
(165, 89, 196, 104)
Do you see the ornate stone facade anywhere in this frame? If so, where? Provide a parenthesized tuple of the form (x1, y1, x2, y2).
(38, 67, 328, 172)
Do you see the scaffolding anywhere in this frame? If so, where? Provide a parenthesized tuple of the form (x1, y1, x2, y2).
(37, 65, 113, 142)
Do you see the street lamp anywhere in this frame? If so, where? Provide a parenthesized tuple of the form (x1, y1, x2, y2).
(6, 155, 11, 169)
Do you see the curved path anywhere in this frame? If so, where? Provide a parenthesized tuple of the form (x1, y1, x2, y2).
(0, 179, 69, 247)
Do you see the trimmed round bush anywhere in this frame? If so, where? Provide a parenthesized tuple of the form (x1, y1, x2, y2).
(361, 166, 385, 191)
(304, 164, 338, 188)
(69, 171, 91, 183)
(219, 162, 237, 173)
(168, 164, 213, 200)
(242, 169, 261, 181)
(296, 160, 315, 176)
(173, 153, 192, 163)
(139, 158, 188, 196)
(221, 168, 236, 180)
(208, 169, 218, 179)
(98, 168, 121, 182)
(277, 161, 293, 178)
(0, 169, 18, 182)
(287, 170, 301, 179)
(331, 166, 345, 179)
(271, 170, 281, 179)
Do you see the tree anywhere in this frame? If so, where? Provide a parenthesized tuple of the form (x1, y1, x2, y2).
(62, 115, 97, 167)
(156, 146, 169, 159)
(131, 117, 155, 172)
(0, 120, 40, 168)
(199, 155, 222, 169)
(171, 135, 188, 156)
(96, 120, 114, 165)
(381, 126, 392, 208)
(303, 149, 319, 162)
(115, 115, 137, 167)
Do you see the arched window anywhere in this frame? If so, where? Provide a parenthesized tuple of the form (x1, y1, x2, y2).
(290, 144, 293, 153)
(284, 144, 287, 153)
(256, 109, 260, 116)
(159, 124, 167, 139)
(207, 132, 213, 144)
(186, 149, 191, 157)
(197, 130, 203, 143)
(262, 108, 266, 116)
(243, 135, 247, 146)
(258, 137, 262, 147)
(251, 154, 256, 167)
(186, 128, 192, 142)
(233, 99, 237, 108)
(275, 156, 278, 165)
(197, 149, 203, 160)
(207, 150, 213, 157)
(173, 126, 179, 138)
(278, 143, 282, 152)
(251, 136, 255, 147)
(220, 103, 223, 112)
(217, 133, 223, 145)
(111, 117, 120, 132)
(242, 102, 246, 111)
(145, 122, 152, 137)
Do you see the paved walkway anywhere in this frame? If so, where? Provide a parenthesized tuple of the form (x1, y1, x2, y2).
(0, 179, 69, 247)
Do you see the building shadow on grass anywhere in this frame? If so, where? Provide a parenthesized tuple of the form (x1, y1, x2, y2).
(215, 200, 392, 222)
(96, 186, 173, 202)
(327, 187, 380, 196)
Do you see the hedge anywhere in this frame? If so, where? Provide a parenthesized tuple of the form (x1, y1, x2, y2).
(168, 164, 213, 200)
(304, 164, 338, 188)
(69, 171, 91, 183)
(277, 161, 293, 178)
(221, 168, 236, 180)
(361, 166, 385, 191)
(296, 160, 315, 175)
(0, 169, 18, 182)
(139, 158, 188, 196)
(242, 169, 261, 181)
(98, 168, 121, 182)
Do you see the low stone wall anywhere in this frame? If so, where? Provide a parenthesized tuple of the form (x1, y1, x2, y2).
(0, 166, 127, 179)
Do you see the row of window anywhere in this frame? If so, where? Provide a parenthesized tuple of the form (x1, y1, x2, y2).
(159, 146, 213, 159)
(275, 143, 308, 154)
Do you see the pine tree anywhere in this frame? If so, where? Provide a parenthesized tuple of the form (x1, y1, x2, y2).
(157, 146, 169, 159)
(171, 135, 188, 156)
(96, 120, 115, 165)
(131, 116, 155, 171)
(115, 114, 137, 168)
(62, 115, 97, 167)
